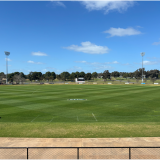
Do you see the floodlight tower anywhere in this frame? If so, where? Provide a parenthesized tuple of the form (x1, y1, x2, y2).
(4, 51, 10, 84)
(140, 52, 145, 83)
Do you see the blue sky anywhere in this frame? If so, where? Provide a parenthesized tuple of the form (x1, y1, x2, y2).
(0, 1, 160, 74)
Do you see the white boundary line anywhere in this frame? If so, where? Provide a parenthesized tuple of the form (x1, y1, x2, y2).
(77, 116, 79, 122)
(50, 117, 54, 122)
(31, 115, 40, 122)
(92, 113, 98, 121)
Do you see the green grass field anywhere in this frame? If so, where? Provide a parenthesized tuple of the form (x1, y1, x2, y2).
(0, 84, 160, 138)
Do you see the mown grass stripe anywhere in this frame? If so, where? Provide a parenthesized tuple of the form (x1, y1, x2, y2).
(1, 85, 160, 123)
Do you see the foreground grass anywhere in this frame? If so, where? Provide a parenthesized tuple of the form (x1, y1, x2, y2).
(0, 122, 160, 138)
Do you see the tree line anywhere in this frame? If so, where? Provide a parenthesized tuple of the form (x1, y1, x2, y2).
(0, 68, 160, 83)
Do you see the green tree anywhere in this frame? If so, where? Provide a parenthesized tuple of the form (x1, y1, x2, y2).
(102, 70, 111, 80)
(13, 74, 21, 84)
(51, 72, 56, 80)
(56, 74, 61, 80)
(0, 72, 5, 77)
(39, 76, 44, 82)
(92, 72, 98, 79)
(37, 72, 43, 81)
(147, 69, 159, 79)
(111, 71, 120, 78)
(7, 73, 14, 82)
(14, 72, 20, 75)
(31, 72, 42, 81)
(79, 72, 85, 77)
(85, 73, 92, 80)
(20, 72, 26, 79)
(75, 71, 80, 78)
(44, 72, 51, 81)
(123, 73, 128, 79)
(134, 68, 145, 79)
(60, 72, 70, 81)
(69, 73, 76, 80)
(0, 72, 5, 83)
(28, 72, 33, 82)
(97, 73, 103, 78)
(129, 72, 134, 78)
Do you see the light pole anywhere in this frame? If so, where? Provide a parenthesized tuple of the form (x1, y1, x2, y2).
(4, 51, 10, 84)
(140, 52, 145, 83)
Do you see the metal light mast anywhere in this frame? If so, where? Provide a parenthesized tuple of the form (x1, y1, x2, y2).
(4, 51, 10, 84)
(140, 52, 145, 83)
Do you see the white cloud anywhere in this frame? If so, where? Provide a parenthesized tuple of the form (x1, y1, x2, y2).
(5, 58, 12, 61)
(74, 66, 82, 70)
(81, 1, 134, 14)
(28, 60, 34, 64)
(123, 63, 130, 65)
(64, 41, 109, 54)
(94, 65, 113, 70)
(75, 61, 87, 63)
(104, 27, 141, 37)
(152, 41, 160, 45)
(31, 51, 48, 56)
(56, 1, 66, 7)
(41, 69, 48, 72)
(147, 57, 160, 60)
(75, 60, 117, 70)
(75, 61, 119, 65)
(91, 62, 100, 65)
(136, 26, 143, 28)
(51, 1, 66, 8)
(41, 67, 62, 74)
(135, 60, 159, 65)
(71, 66, 82, 70)
(143, 61, 157, 65)
(113, 61, 119, 64)
(27, 60, 43, 65)
(104, 61, 119, 64)
(46, 67, 55, 70)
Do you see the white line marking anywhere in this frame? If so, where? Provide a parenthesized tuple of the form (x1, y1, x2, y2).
(31, 115, 40, 122)
(50, 117, 54, 122)
(77, 116, 79, 121)
(32, 90, 36, 94)
(32, 89, 39, 94)
(92, 113, 97, 121)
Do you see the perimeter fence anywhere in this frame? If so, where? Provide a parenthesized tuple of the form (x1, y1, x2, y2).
(0, 147, 160, 159)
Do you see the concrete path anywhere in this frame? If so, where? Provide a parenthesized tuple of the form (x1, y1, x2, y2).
(0, 137, 160, 147)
